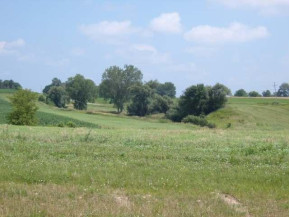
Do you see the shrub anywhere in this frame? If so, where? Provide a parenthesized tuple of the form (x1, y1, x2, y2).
(182, 115, 208, 127)
(38, 95, 46, 102)
(182, 115, 216, 128)
(165, 106, 184, 122)
(66, 121, 76, 128)
(7, 89, 38, 125)
(57, 122, 65, 127)
(207, 123, 216, 128)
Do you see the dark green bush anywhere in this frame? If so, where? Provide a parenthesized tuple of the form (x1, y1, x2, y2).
(182, 115, 216, 128)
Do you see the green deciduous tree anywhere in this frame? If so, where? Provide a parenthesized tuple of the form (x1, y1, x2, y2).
(99, 65, 143, 113)
(66, 74, 98, 110)
(127, 85, 152, 116)
(8, 89, 38, 125)
(156, 82, 176, 98)
(0, 79, 22, 89)
(149, 94, 173, 114)
(167, 83, 229, 122)
(47, 86, 69, 108)
(277, 83, 289, 97)
(234, 89, 248, 97)
(145, 80, 176, 98)
(179, 84, 209, 117)
(262, 90, 271, 97)
(43, 78, 62, 94)
(248, 91, 261, 97)
(206, 83, 229, 113)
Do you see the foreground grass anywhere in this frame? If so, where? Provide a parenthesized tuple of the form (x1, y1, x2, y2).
(0, 93, 288, 216)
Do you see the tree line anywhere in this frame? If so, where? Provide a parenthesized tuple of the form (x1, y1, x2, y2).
(234, 83, 289, 97)
(0, 80, 22, 90)
(3, 64, 289, 126)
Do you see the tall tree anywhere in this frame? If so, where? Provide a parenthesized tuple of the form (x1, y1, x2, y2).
(47, 86, 69, 108)
(99, 65, 143, 113)
(66, 74, 98, 110)
(179, 84, 209, 117)
(277, 83, 289, 97)
(206, 83, 228, 113)
(127, 85, 153, 116)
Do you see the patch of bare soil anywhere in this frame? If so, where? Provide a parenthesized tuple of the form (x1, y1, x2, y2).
(218, 193, 251, 217)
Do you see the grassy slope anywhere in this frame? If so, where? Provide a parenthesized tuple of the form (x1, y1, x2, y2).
(0, 92, 288, 217)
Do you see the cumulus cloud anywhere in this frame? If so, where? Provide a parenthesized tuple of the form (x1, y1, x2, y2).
(213, 0, 289, 15)
(184, 22, 269, 43)
(79, 21, 145, 44)
(0, 38, 25, 55)
(150, 12, 182, 33)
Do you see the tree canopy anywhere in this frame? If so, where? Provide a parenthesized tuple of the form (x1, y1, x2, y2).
(234, 89, 248, 97)
(0, 79, 22, 90)
(277, 83, 289, 97)
(99, 65, 143, 113)
(262, 90, 271, 97)
(8, 89, 38, 125)
(66, 74, 98, 110)
(145, 80, 176, 98)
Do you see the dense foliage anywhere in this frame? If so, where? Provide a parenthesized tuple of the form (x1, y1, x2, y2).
(146, 80, 176, 98)
(234, 89, 248, 97)
(7, 89, 38, 125)
(262, 90, 271, 97)
(167, 83, 229, 122)
(248, 91, 261, 97)
(0, 79, 22, 89)
(99, 65, 143, 113)
(127, 85, 153, 116)
(277, 83, 289, 97)
(66, 74, 98, 110)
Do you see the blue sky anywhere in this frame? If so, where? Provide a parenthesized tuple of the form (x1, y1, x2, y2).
(0, 0, 288, 95)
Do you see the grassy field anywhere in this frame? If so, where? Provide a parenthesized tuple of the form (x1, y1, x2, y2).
(0, 91, 288, 217)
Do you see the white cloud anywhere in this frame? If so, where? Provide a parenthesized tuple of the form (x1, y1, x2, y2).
(184, 22, 269, 43)
(132, 44, 157, 53)
(0, 38, 25, 55)
(115, 44, 170, 65)
(150, 12, 182, 34)
(79, 21, 142, 44)
(213, 0, 289, 15)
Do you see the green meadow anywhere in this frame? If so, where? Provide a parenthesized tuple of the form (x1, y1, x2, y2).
(0, 90, 288, 217)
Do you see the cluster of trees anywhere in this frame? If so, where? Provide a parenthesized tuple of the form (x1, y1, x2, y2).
(166, 83, 230, 122)
(5, 64, 288, 127)
(39, 65, 229, 124)
(0, 79, 22, 89)
(42, 75, 98, 110)
(98, 65, 176, 115)
(234, 83, 289, 97)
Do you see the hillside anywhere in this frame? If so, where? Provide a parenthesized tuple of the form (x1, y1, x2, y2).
(0, 90, 288, 217)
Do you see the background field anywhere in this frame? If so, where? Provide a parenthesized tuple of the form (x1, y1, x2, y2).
(0, 91, 288, 217)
